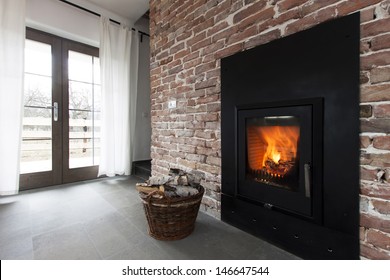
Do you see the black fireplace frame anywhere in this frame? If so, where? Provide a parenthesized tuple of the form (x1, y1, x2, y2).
(221, 13, 360, 259)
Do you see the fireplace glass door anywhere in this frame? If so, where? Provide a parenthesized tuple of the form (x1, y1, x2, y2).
(246, 116, 300, 192)
(237, 101, 321, 218)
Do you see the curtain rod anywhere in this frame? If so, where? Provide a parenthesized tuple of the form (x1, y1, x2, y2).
(59, 0, 150, 38)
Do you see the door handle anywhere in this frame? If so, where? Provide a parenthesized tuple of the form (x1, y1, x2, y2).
(304, 163, 311, 198)
(46, 102, 58, 121)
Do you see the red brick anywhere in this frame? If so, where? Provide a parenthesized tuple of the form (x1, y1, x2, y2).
(285, 6, 337, 36)
(264, 8, 301, 30)
(360, 181, 390, 199)
(205, 121, 220, 130)
(362, 49, 390, 71)
(373, 136, 390, 150)
(361, 18, 390, 38)
(194, 78, 217, 90)
(361, 84, 390, 102)
(195, 113, 218, 122)
(183, 57, 202, 69)
(301, 0, 339, 17)
(237, 7, 275, 32)
(187, 31, 206, 46)
(374, 104, 390, 118)
(186, 153, 206, 163)
(360, 136, 372, 148)
(193, 18, 215, 35)
(360, 242, 390, 259)
(367, 229, 390, 251)
(195, 61, 216, 75)
(215, 43, 243, 59)
(361, 71, 370, 84)
(205, 0, 232, 19)
(278, 0, 307, 13)
(360, 152, 390, 168)
(371, 67, 390, 84)
(194, 130, 216, 139)
(212, 26, 239, 43)
(186, 138, 206, 147)
(177, 158, 197, 169)
(206, 156, 221, 166)
(360, 227, 366, 241)
(185, 121, 205, 129)
(196, 146, 218, 157)
(206, 69, 220, 79)
(186, 104, 207, 113)
(196, 94, 220, 105)
(337, 0, 382, 16)
(360, 7, 376, 23)
(371, 34, 390, 51)
(361, 119, 390, 133)
(207, 102, 221, 112)
(244, 29, 281, 50)
(361, 166, 379, 181)
(197, 163, 220, 175)
(227, 26, 257, 46)
(372, 199, 390, 214)
(233, 1, 268, 24)
(360, 213, 390, 234)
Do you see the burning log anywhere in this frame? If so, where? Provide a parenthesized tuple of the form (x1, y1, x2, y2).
(264, 158, 295, 176)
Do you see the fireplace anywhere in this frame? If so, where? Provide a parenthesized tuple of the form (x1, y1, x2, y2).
(221, 13, 360, 259)
(237, 98, 323, 220)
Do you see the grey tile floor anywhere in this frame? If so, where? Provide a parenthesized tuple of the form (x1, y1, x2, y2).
(0, 176, 299, 260)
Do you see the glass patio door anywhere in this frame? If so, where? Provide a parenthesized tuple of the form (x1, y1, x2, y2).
(20, 28, 100, 190)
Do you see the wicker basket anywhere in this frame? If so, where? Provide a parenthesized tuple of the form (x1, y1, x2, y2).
(139, 185, 204, 241)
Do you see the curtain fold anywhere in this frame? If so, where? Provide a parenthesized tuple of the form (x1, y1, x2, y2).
(98, 17, 139, 177)
(0, 0, 26, 195)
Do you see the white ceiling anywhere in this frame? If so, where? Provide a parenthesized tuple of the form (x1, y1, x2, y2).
(83, 0, 149, 23)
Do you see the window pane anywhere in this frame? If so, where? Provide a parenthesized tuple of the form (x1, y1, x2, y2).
(69, 81, 92, 110)
(21, 40, 52, 174)
(68, 50, 100, 169)
(68, 51, 93, 83)
(69, 111, 93, 168)
(20, 107, 52, 174)
(25, 40, 51, 76)
(24, 74, 52, 107)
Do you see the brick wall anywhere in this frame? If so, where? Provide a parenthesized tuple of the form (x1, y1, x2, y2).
(149, 0, 390, 259)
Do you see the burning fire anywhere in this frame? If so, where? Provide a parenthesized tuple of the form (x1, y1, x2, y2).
(247, 125, 300, 175)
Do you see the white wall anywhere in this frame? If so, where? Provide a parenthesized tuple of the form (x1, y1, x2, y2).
(26, 0, 100, 46)
(26, 0, 151, 162)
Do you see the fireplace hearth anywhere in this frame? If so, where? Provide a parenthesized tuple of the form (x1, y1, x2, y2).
(221, 13, 360, 259)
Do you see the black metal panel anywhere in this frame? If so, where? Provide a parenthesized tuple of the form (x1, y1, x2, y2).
(222, 194, 359, 259)
(221, 13, 360, 259)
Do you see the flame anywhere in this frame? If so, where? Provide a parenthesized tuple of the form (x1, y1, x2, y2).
(247, 125, 300, 174)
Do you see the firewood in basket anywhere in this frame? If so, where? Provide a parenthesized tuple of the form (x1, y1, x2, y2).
(147, 176, 171, 186)
(175, 186, 199, 197)
(136, 184, 159, 194)
(178, 175, 189, 186)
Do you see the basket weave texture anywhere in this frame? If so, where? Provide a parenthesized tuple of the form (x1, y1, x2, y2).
(139, 185, 204, 241)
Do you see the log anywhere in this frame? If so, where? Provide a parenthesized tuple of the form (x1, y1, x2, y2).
(136, 183, 159, 194)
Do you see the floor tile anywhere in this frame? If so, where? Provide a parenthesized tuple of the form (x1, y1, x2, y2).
(0, 175, 299, 260)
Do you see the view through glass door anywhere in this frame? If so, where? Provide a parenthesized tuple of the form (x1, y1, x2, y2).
(20, 28, 101, 190)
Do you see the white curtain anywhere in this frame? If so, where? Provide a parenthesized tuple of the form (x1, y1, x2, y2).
(98, 17, 139, 177)
(0, 0, 25, 195)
